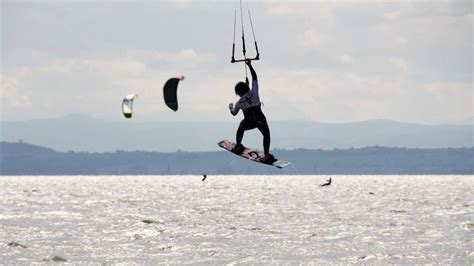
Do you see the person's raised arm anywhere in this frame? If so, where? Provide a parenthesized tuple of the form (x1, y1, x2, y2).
(246, 60, 257, 81)
(246, 60, 259, 96)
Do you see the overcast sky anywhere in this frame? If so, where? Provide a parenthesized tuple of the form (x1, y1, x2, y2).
(1, 0, 472, 123)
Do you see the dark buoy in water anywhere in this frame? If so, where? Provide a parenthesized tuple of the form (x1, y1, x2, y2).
(202, 174, 207, 182)
(319, 177, 332, 187)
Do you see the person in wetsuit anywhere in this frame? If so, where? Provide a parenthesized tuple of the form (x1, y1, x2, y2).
(320, 177, 332, 187)
(229, 60, 275, 164)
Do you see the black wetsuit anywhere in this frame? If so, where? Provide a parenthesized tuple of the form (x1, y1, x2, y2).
(238, 105, 270, 154)
(230, 63, 270, 154)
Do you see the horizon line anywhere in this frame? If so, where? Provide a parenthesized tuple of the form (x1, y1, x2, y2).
(1, 113, 473, 126)
(3, 141, 473, 155)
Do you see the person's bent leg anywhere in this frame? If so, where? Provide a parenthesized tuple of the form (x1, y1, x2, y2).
(234, 119, 254, 154)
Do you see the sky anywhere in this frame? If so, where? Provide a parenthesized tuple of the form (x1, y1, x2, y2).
(1, 0, 472, 124)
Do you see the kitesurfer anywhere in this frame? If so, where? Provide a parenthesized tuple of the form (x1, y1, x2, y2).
(229, 60, 275, 164)
(320, 177, 332, 187)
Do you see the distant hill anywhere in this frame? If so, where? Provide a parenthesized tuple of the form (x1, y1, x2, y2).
(1, 115, 472, 152)
(1, 142, 472, 175)
(0, 141, 56, 155)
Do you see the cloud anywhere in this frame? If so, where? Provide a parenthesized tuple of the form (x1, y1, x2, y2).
(258, 66, 472, 123)
(383, 11, 401, 20)
(264, 1, 388, 17)
(77, 58, 149, 78)
(25, 48, 214, 82)
(0, 75, 31, 108)
(260, 67, 399, 122)
(388, 57, 409, 73)
(2, 52, 472, 124)
(0, 48, 231, 121)
(265, 3, 293, 16)
(338, 54, 354, 65)
(172, 0, 194, 8)
(129, 48, 215, 70)
(418, 81, 473, 122)
(174, 49, 215, 68)
(0, 54, 170, 119)
(264, 2, 337, 28)
(265, 2, 326, 16)
(298, 30, 328, 50)
(1, 1, 471, 124)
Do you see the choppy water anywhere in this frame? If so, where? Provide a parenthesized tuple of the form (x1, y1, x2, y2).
(0, 175, 473, 264)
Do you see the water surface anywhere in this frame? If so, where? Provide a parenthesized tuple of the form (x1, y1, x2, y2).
(1, 175, 472, 263)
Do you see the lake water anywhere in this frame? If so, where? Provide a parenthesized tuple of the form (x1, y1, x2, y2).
(1, 175, 472, 263)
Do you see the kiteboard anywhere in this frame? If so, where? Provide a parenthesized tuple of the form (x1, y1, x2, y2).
(218, 140, 291, 169)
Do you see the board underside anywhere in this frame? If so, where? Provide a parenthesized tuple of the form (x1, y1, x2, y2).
(218, 140, 291, 169)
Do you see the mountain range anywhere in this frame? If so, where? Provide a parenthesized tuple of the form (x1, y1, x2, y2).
(1, 142, 472, 175)
(1, 114, 472, 152)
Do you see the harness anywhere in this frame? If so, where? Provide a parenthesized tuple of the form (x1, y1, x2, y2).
(243, 105, 265, 125)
